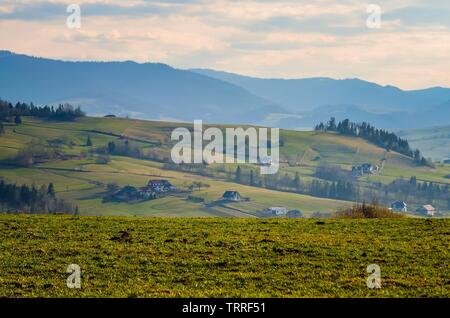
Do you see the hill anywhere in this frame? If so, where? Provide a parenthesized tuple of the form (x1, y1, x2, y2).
(1, 215, 449, 297)
(191, 69, 450, 129)
(0, 50, 273, 124)
(0, 116, 449, 216)
(1, 51, 449, 130)
(398, 125, 450, 161)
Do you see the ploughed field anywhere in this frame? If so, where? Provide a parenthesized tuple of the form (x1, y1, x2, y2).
(1, 215, 449, 297)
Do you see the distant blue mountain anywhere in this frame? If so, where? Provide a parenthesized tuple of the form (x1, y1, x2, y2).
(191, 68, 450, 113)
(0, 50, 274, 123)
(1, 51, 449, 129)
(408, 87, 450, 105)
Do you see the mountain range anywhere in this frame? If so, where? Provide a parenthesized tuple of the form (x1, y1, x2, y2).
(1, 50, 449, 130)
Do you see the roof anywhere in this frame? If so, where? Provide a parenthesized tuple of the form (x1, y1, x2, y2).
(392, 201, 407, 207)
(420, 205, 435, 211)
(148, 179, 172, 185)
(223, 191, 240, 197)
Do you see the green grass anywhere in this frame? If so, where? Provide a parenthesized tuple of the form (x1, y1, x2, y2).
(1, 116, 449, 216)
(0, 215, 448, 298)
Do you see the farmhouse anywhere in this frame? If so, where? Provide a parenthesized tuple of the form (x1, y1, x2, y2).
(147, 179, 176, 193)
(391, 201, 408, 212)
(222, 191, 241, 202)
(352, 163, 378, 176)
(416, 205, 436, 217)
(264, 207, 287, 216)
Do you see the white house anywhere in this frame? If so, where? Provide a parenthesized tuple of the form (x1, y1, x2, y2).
(264, 207, 287, 216)
(391, 201, 408, 212)
(416, 205, 436, 217)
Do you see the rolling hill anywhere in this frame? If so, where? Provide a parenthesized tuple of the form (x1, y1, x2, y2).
(191, 69, 450, 129)
(398, 125, 450, 161)
(0, 116, 449, 216)
(1, 50, 450, 130)
(0, 50, 274, 124)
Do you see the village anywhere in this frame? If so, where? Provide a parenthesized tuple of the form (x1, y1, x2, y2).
(105, 179, 178, 203)
(105, 179, 439, 218)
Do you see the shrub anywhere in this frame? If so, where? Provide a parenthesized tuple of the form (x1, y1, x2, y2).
(334, 202, 404, 219)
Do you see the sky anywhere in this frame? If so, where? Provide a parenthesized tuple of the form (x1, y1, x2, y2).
(0, 0, 449, 89)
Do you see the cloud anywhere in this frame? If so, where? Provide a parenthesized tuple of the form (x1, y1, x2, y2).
(0, 0, 449, 89)
(384, 5, 450, 28)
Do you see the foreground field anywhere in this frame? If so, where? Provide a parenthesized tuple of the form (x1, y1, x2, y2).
(1, 215, 448, 297)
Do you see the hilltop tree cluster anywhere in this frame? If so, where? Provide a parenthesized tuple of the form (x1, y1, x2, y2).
(315, 118, 431, 166)
(0, 180, 78, 214)
(0, 98, 85, 122)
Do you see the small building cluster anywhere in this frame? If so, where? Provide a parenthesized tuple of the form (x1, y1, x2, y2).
(263, 207, 287, 217)
(109, 179, 176, 203)
(390, 201, 436, 217)
(147, 180, 177, 193)
(352, 163, 379, 176)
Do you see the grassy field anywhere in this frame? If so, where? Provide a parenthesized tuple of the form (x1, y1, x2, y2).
(0, 116, 449, 216)
(0, 215, 449, 298)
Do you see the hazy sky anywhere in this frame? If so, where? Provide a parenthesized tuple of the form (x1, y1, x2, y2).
(1, 0, 449, 89)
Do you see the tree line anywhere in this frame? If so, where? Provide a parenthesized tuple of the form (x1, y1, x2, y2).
(314, 118, 431, 166)
(385, 176, 450, 204)
(0, 98, 85, 122)
(232, 165, 449, 208)
(233, 165, 359, 201)
(0, 180, 79, 214)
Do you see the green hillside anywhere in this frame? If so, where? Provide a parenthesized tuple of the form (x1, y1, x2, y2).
(0, 116, 449, 216)
(398, 125, 450, 161)
(1, 215, 449, 297)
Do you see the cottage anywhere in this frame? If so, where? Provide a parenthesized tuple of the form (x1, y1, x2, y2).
(147, 180, 176, 193)
(222, 191, 241, 202)
(391, 201, 408, 212)
(416, 205, 436, 217)
(352, 163, 377, 175)
(264, 207, 287, 216)
(287, 210, 303, 218)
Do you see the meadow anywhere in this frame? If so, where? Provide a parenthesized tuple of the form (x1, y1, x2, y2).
(0, 215, 448, 297)
(0, 116, 449, 216)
